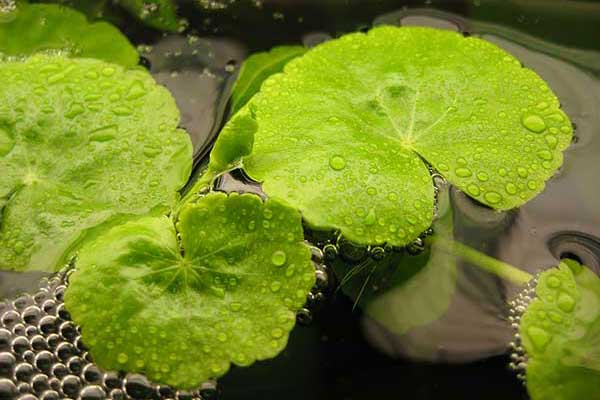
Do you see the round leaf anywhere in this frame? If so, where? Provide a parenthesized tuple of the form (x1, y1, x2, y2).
(65, 192, 315, 389)
(214, 26, 572, 246)
(0, 55, 192, 271)
(0, 3, 139, 66)
(520, 260, 600, 400)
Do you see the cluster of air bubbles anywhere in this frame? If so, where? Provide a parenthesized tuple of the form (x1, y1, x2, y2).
(507, 275, 538, 384)
(0, 270, 219, 400)
(196, 0, 237, 11)
(330, 229, 433, 262)
(0, 0, 16, 14)
(296, 246, 331, 325)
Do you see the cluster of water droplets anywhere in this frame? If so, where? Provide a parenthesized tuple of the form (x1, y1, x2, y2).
(507, 276, 538, 383)
(0, 270, 219, 400)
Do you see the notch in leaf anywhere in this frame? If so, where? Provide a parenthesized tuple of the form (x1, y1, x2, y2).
(207, 26, 573, 248)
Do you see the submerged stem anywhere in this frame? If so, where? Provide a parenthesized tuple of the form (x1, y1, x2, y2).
(436, 238, 533, 285)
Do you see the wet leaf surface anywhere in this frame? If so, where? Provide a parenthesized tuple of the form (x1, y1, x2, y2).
(0, 55, 192, 271)
(65, 192, 315, 389)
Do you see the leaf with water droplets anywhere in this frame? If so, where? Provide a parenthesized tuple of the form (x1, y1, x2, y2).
(0, 54, 192, 272)
(333, 184, 457, 334)
(0, 3, 139, 66)
(520, 259, 600, 400)
(230, 45, 307, 116)
(117, 0, 179, 32)
(65, 192, 315, 389)
(211, 26, 572, 246)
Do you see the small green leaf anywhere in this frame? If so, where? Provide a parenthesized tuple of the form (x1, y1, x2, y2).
(116, 0, 179, 32)
(65, 192, 315, 389)
(213, 26, 572, 246)
(230, 46, 307, 116)
(0, 55, 192, 271)
(333, 184, 456, 334)
(0, 3, 139, 66)
(520, 260, 600, 400)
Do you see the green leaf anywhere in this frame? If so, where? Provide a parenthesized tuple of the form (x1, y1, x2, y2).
(116, 0, 179, 32)
(333, 184, 456, 334)
(65, 192, 315, 389)
(230, 46, 307, 116)
(212, 26, 572, 246)
(0, 3, 139, 66)
(0, 54, 192, 272)
(520, 260, 600, 400)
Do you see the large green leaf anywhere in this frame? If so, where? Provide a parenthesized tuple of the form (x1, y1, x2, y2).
(65, 192, 315, 389)
(211, 26, 572, 246)
(0, 3, 139, 66)
(520, 260, 600, 400)
(0, 54, 192, 272)
(230, 46, 307, 116)
(334, 184, 456, 334)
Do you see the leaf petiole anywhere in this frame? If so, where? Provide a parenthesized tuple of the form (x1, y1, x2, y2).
(435, 238, 533, 285)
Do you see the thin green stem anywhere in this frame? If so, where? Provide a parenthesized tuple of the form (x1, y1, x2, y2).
(436, 238, 533, 285)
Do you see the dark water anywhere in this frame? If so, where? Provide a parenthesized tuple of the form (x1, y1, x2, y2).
(1, 1, 600, 399)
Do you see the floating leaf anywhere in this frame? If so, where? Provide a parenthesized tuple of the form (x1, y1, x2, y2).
(212, 26, 572, 246)
(520, 259, 600, 400)
(230, 45, 307, 116)
(65, 192, 315, 389)
(0, 55, 192, 272)
(333, 184, 456, 334)
(0, 3, 139, 66)
(116, 0, 179, 32)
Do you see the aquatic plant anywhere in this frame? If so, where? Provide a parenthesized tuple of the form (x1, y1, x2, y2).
(517, 259, 600, 400)
(0, 7, 595, 398)
(204, 26, 572, 247)
(65, 192, 315, 388)
(0, 55, 192, 271)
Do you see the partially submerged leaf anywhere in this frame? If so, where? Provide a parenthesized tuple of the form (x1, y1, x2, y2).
(65, 192, 315, 389)
(213, 26, 572, 246)
(230, 45, 307, 116)
(334, 184, 457, 334)
(0, 55, 192, 271)
(0, 3, 139, 66)
(520, 260, 600, 400)
(116, 0, 179, 32)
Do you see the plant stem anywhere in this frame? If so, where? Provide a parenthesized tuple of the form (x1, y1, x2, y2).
(436, 238, 533, 285)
